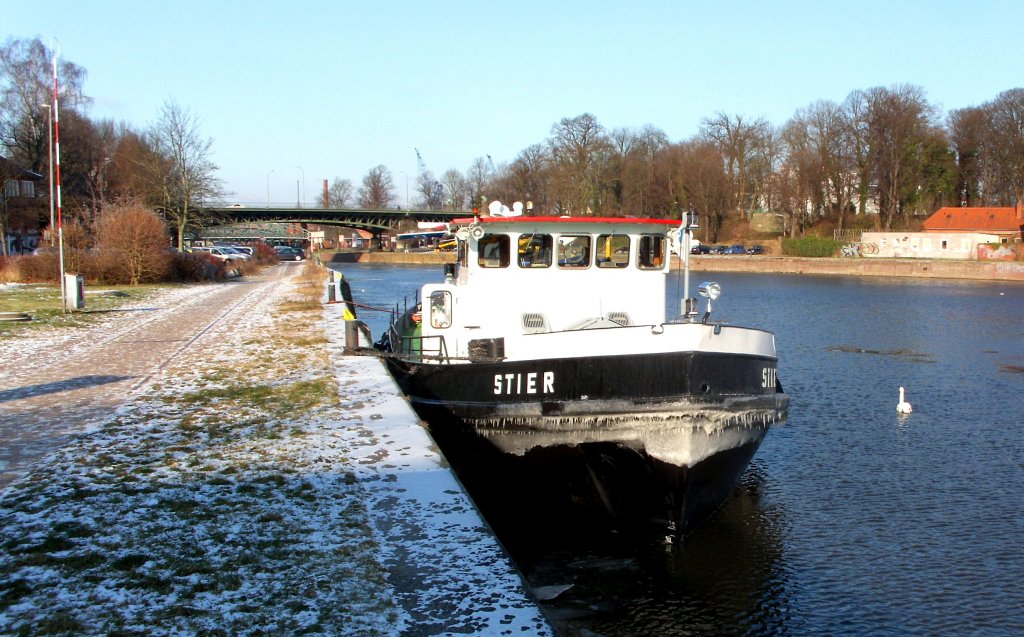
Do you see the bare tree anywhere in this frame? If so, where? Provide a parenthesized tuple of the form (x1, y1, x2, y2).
(56, 110, 112, 221)
(105, 123, 164, 212)
(700, 112, 770, 218)
(466, 157, 490, 211)
(785, 100, 858, 230)
(548, 113, 609, 214)
(505, 144, 550, 213)
(415, 170, 444, 209)
(779, 119, 824, 236)
(607, 125, 669, 215)
(0, 37, 89, 175)
(652, 140, 730, 241)
(327, 177, 353, 207)
(986, 88, 1024, 207)
(948, 106, 989, 206)
(861, 85, 936, 229)
(145, 100, 222, 249)
(441, 168, 469, 211)
(357, 165, 396, 209)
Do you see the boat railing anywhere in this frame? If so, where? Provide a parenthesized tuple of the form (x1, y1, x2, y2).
(397, 333, 450, 363)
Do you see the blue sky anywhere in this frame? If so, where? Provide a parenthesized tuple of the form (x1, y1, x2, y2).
(10, 0, 1022, 206)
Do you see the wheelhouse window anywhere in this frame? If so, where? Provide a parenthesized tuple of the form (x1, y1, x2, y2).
(637, 234, 667, 270)
(429, 290, 452, 328)
(477, 234, 510, 268)
(517, 233, 552, 268)
(557, 235, 591, 268)
(596, 234, 629, 268)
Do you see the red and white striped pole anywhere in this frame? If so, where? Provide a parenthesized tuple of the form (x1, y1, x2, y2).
(52, 49, 67, 310)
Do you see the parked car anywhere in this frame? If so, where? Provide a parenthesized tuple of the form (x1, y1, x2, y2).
(722, 244, 746, 255)
(746, 245, 765, 255)
(191, 246, 247, 262)
(274, 246, 304, 261)
(690, 244, 711, 254)
(218, 246, 252, 260)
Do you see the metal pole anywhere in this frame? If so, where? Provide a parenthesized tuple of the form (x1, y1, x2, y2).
(52, 50, 67, 312)
(266, 169, 274, 207)
(297, 166, 305, 208)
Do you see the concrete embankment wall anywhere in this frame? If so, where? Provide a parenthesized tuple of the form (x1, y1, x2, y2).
(319, 250, 1024, 283)
(685, 255, 1024, 282)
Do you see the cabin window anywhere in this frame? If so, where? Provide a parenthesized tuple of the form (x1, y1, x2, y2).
(518, 233, 552, 268)
(596, 234, 629, 268)
(429, 290, 452, 328)
(557, 235, 591, 268)
(637, 234, 667, 270)
(477, 235, 510, 268)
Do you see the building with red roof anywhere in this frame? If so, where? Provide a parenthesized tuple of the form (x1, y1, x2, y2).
(922, 205, 1024, 242)
(860, 204, 1023, 260)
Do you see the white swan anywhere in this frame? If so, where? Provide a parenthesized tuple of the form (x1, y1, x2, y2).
(897, 386, 913, 414)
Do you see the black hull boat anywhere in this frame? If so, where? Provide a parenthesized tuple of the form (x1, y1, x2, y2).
(374, 206, 789, 536)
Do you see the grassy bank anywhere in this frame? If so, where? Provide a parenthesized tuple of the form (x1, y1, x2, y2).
(0, 283, 174, 334)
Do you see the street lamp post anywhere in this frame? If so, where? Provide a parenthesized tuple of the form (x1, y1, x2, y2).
(40, 104, 54, 246)
(266, 169, 275, 207)
(399, 170, 409, 208)
(297, 166, 305, 208)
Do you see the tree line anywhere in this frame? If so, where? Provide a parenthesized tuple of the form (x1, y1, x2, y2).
(1, 37, 221, 254)
(4, 36, 1023, 250)
(353, 86, 1023, 243)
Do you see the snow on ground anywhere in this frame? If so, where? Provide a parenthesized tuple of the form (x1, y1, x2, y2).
(0, 270, 552, 635)
(0, 275, 399, 634)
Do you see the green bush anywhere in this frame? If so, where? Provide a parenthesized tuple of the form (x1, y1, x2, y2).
(782, 237, 844, 257)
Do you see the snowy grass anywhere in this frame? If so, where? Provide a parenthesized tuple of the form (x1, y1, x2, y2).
(0, 283, 170, 334)
(0, 264, 399, 635)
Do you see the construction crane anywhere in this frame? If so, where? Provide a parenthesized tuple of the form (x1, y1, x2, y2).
(415, 148, 428, 177)
(414, 148, 445, 209)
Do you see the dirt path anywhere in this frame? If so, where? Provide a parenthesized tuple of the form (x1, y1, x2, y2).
(0, 265, 297, 490)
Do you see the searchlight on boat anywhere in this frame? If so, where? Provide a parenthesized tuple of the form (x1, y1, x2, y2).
(698, 281, 721, 300)
(698, 281, 721, 323)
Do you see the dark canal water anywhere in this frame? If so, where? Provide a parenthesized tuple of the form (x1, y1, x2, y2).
(334, 262, 1024, 636)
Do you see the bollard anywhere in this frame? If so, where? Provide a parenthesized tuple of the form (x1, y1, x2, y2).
(327, 281, 337, 303)
(344, 319, 360, 353)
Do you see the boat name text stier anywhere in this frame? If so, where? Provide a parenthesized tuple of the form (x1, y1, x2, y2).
(493, 371, 555, 395)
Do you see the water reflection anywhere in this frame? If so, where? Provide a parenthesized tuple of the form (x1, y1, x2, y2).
(525, 465, 792, 637)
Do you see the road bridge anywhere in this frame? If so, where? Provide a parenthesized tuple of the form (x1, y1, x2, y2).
(204, 206, 464, 232)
